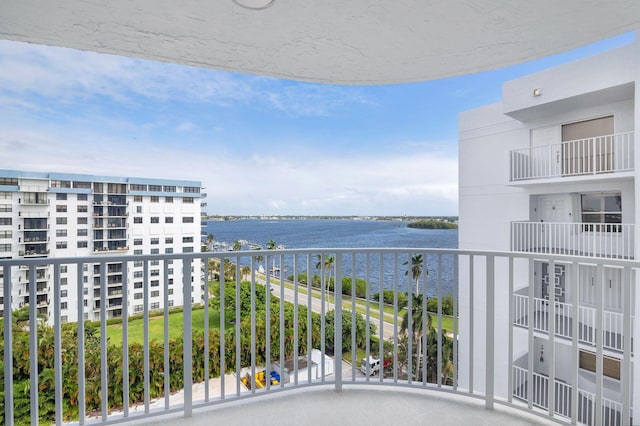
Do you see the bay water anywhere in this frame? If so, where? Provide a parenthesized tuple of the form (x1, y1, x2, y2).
(203, 219, 458, 296)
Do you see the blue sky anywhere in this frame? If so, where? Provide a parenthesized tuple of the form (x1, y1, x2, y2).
(0, 32, 634, 216)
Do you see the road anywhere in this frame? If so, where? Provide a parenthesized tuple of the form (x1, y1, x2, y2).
(263, 278, 398, 339)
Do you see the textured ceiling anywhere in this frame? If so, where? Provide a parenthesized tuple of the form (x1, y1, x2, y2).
(0, 0, 639, 84)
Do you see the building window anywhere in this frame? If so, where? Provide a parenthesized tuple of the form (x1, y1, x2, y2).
(77, 241, 88, 248)
(136, 206, 142, 213)
(56, 193, 67, 200)
(183, 247, 194, 253)
(61, 316, 68, 323)
(182, 236, 194, 243)
(581, 193, 622, 232)
(151, 196, 159, 203)
(77, 205, 88, 213)
(165, 217, 173, 223)
(0, 230, 12, 238)
(56, 217, 67, 225)
(78, 217, 88, 225)
(73, 181, 91, 189)
(165, 237, 173, 244)
(183, 197, 194, 204)
(60, 266, 67, 273)
(61, 277, 68, 285)
(151, 280, 159, 287)
(134, 239, 143, 246)
(168, 288, 174, 295)
(163, 186, 176, 193)
(150, 270, 160, 276)
(51, 180, 71, 188)
(134, 282, 143, 289)
(0, 205, 11, 212)
(134, 249, 143, 255)
(0, 218, 11, 226)
(131, 184, 147, 191)
(0, 243, 11, 252)
(77, 229, 88, 237)
(134, 261, 143, 267)
(0, 178, 17, 186)
(77, 193, 88, 201)
(150, 260, 160, 266)
(150, 302, 160, 310)
(61, 290, 68, 297)
(56, 241, 67, 249)
(56, 229, 67, 237)
(134, 305, 143, 313)
(165, 248, 173, 254)
(56, 205, 67, 212)
(165, 197, 173, 203)
(184, 186, 200, 193)
(151, 290, 160, 297)
(0, 191, 11, 199)
(134, 293, 143, 300)
(134, 271, 143, 278)
(151, 238, 159, 245)
(134, 217, 143, 224)
(134, 195, 143, 202)
(148, 185, 162, 192)
(182, 217, 194, 223)
(151, 249, 159, 254)
(151, 217, 159, 224)
(61, 302, 68, 310)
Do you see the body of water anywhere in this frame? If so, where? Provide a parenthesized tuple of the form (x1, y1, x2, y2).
(203, 219, 458, 297)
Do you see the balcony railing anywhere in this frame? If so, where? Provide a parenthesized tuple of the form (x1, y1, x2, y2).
(511, 221, 634, 259)
(0, 249, 635, 425)
(513, 366, 625, 425)
(509, 132, 634, 182)
(513, 294, 631, 352)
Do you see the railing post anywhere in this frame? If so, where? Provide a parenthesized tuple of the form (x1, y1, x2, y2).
(183, 257, 193, 417)
(485, 255, 494, 409)
(334, 254, 343, 391)
(3, 265, 13, 426)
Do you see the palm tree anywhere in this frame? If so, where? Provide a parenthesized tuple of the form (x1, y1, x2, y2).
(403, 253, 425, 295)
(253, 247, 264, 273)
(266, 239, 277, 275)
(232, 240, 242, 251)
(207, 233, 215, 245)
(315, 254, 335, 310)
(400, 293, 432, 380)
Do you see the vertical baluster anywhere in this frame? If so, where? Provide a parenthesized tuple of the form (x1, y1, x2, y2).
(53, 263, 62, 425)
(334, 254, 343, 391)
(183, 258, 193, 416)
(203, 256, 209, 402)
(507, 256, 514, 403)
(122, 261, 130, 415)
(163, 259, 170, 408)
(143, 259, 150, 412)
(100, 262, 108, 421)
(3, 264, 13, 425)
(293, 254, 299, 386)
(485, 255, 495, 409)
(77, 263, 86, 424)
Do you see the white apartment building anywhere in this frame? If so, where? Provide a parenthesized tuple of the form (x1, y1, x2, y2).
(0, 170, 204, 324)
(459, 40, 640, 424)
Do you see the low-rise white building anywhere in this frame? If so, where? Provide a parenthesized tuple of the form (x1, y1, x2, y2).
(0, 169, 204, 323)
(459, 40, 640, 423)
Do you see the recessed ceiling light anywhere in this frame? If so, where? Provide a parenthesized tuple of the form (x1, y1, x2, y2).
(232, 0, 274, 10)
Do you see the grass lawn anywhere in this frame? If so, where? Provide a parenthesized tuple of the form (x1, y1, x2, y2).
(107, 308, 228, 346)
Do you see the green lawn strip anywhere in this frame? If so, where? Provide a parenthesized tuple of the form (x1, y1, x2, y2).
(107, 308, 227, 346)
(343, 348, 367, 365)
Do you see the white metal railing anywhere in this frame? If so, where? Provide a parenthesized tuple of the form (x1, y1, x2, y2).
(513, 294, 630, 352)
(0, 249, 635, 425)
(579, 390, 625, 426)
(512, 366, 572, 418)
(510, 132, 634, 181)
(511, 221, 634, 260)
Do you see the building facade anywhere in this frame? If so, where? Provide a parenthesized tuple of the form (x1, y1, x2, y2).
(459, 40, 640, 423)
(0, 170, 204, 324)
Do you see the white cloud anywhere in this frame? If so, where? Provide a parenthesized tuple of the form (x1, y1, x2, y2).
(0, 40, 371, 117)
(0, 125, 458, 216)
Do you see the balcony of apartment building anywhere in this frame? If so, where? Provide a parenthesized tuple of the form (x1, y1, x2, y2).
(512, 349, 625, 425)
(509, 131, 634, 185)
(512, 261, 633, 353)
(1, 248, 635, 426)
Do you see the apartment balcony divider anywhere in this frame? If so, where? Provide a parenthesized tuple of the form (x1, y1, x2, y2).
(511, 221, 634, 260)
(0, 249, 635, 425)
(510, 132, 634, 182)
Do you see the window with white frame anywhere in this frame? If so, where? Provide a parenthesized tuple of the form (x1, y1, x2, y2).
(581, 192, 622, 232)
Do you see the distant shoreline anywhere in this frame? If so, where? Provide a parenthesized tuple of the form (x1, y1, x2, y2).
(204, 215, 458, 223)
(407, 220, 458, 230)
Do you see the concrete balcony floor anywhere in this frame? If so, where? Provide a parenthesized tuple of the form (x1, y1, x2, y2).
(130, 386, 549, 426)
